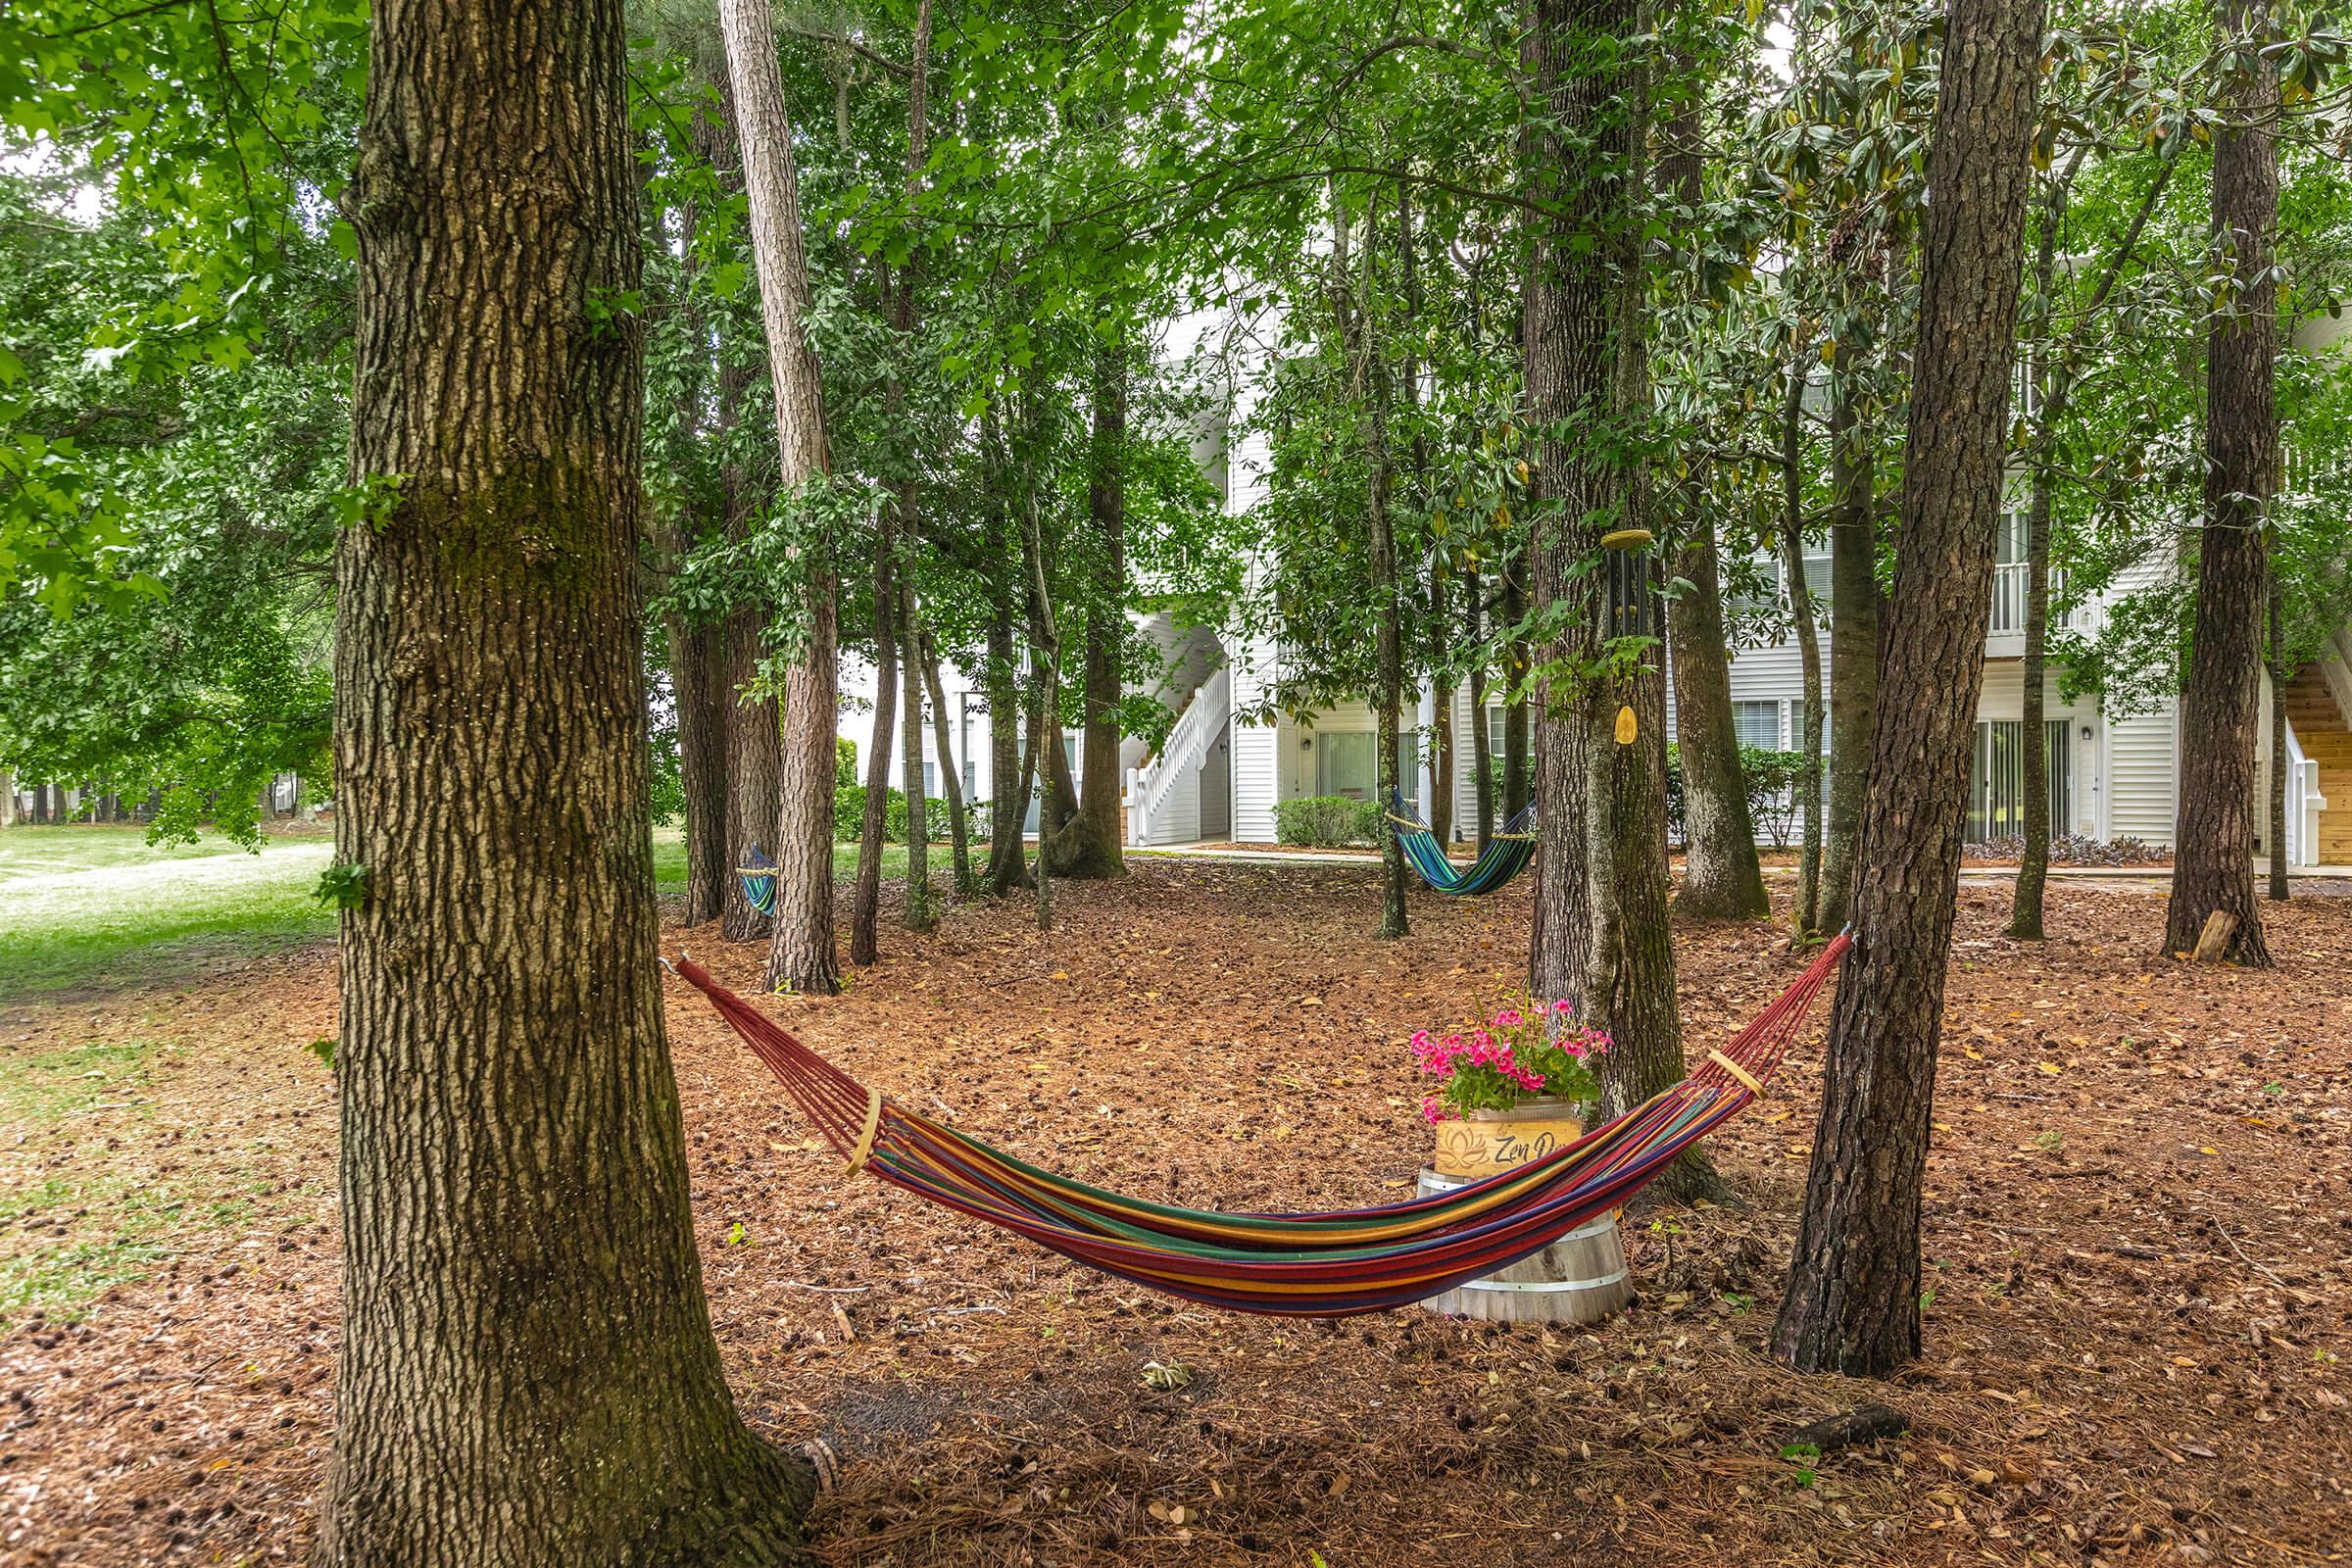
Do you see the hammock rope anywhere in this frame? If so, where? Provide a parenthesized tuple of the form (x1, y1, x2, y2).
(1388, 790, 1539, 896)
(670, 932, 1851, 1316)
(735, 844, 778, 919)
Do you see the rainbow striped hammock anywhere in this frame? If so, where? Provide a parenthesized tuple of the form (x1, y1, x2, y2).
(671, 932, 1849, 1316)
(736, 845, 778, 918)
(1389, 791, 1538, 896)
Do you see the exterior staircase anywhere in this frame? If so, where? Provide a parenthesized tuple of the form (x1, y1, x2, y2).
(2283, 665, 2352, 864)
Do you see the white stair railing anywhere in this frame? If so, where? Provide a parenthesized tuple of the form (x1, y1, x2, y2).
(2283, 716, 2325, 870)
(1128, 665, 1229, 845)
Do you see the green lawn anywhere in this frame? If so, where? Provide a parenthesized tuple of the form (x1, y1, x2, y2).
(0, 823, 923, 1000)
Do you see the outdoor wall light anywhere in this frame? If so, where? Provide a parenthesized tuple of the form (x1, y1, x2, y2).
(2081, 724, 2094, 740)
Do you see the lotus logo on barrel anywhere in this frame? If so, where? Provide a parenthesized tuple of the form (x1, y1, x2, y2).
(1433, 1114, 1576, 1179)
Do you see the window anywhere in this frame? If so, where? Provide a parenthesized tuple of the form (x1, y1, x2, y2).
(1487, 704, 1506, 762)
(1313, 729, 1417, 807)
(1733, 701, 1781, 752)
(1799, 552, 1832, 609)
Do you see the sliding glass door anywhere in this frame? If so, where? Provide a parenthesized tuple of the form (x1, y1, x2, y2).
(1968, 719, 2070, 841)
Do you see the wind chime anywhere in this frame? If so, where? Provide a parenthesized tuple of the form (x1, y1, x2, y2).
(1598, 526, 1653, 745)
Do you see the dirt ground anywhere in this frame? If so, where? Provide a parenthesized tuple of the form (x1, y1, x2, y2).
(3, 862, 2347, 1566)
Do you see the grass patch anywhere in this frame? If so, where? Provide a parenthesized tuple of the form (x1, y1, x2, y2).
(0, 1039, 154, 1123)
(0, 826, 336, 999)
(0, 1176, 189, 1327)
(0, 823, 946, 997)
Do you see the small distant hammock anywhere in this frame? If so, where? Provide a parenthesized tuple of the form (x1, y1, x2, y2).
(670, 932, 1849, 1317)
(736, 845, 778, 918)
(1388, 791, 1538, 896)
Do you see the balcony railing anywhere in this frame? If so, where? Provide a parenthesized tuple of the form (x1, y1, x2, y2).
(1987, 563, 2079, 636)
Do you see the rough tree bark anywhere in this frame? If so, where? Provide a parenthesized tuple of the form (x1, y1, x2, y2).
(2164, 0, 2276, 966)
(720, 0, 841, 995)
(1524, 0, 1713, 1200)
(980, 407, 1032, 893)
(1773, 0, 2046, 1376)
(1819, 371, 1878, 934)
(321, 2, 810, 1561)
(1051, 336, 1128, 878)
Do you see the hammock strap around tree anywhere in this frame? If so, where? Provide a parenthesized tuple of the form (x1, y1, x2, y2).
(1386, 791, 1538, 896)
(669, 932, 1850, 1315)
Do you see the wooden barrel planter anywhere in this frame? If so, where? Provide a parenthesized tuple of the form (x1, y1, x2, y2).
(1418, 1099, 1633, 1325)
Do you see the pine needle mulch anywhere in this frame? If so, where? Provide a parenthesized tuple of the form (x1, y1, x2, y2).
(2, 863, 2346, 1566)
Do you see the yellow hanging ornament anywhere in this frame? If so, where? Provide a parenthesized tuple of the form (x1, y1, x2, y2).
(1615, 706, 1638, 745)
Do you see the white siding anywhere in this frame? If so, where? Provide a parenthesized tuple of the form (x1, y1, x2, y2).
(2106, 700, 2179, 846)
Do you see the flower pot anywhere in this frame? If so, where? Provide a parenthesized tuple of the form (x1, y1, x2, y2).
(1429, 1095, 1586, 1180)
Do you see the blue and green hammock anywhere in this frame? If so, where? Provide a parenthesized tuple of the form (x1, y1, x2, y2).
(736, 845, 778, 918)
(1388, 791, 1538, 896)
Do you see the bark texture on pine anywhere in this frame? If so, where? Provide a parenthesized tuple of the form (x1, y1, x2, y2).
(1052, 339, 1128, 878)
(1773, 0, 2046, 1377)
(323, 4, 809, 1561)
(2164, 4, 2276, 966)
(1668, 515, 1769, 920)
(1820, 377, 1878, 934)
(1524, 0, 1710, 1199)
(983, 553, 1032, 892)
(720, 0, 840, 994)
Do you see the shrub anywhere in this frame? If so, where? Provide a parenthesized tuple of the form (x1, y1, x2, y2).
(1664, 744, 1810, 850)
(835, 736, 858, 791)
(833, 783, 957, 844)
(1274, 795, 1383, 848)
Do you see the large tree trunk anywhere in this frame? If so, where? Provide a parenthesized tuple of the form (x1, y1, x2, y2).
(2164, 0, 2276, 966)
(720, 0, 841, 995)
(1525, 0, 1711, 1200)
(1779, 350, 1826, 938)
(0, 771, 15, 829)
(1052, 339, 1128, 878)
(322, 3, 809, 1560)
(1773, 0, 2045, 1377)
(1820, 373, 1878, 934)
(1669, 513, 1769, 919)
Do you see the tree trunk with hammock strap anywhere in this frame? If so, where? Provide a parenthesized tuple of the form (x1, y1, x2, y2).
(322, 2, 810, 1559)
(1775, 0, 2045, 1376)
(1524, 0, 1712, 1201)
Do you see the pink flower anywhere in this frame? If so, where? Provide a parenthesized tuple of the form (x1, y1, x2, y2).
(1493, 1007, 1524, 1029)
